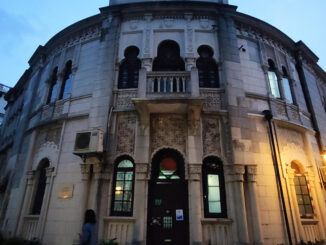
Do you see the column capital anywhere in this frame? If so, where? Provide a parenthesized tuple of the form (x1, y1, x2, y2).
(93, 163, 103, 180)
(246, 165, 257, 182)
(80, 164, 91, 181)
(224, 164, 245, 182)
(26, 170, 36, 185)
(188, 164, 202, 181)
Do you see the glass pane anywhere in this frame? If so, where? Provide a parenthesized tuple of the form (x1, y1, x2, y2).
(118, 160, 133, 168)
(301, 186, 308, 194)
(282, 78, 293, 103)
(297, 195, 303, 204)
(114, 201, 122, 211)
(299, 176, 307, 185)
(124, 181, 132, 190)
(299, 205, 305, 215)
(115, 181, 124, 191)
(293, 177, 300, 185)
(160, 158, 177, 172)
(115, 191, 123, 200)
(305, 205, 313, 214)
(170, 175, 180, 179)
(122, 202, 131, 212)
(303, 195, 311, 205)
(209, 201, 221, 213)
(116, 172, 124, 180)
(123, 191, 132, 201)
(208, 187, 220, 201)
(125, 172, 133, 180)
(268, 71, 280, 98)
(158, 175, 167, 179)
(208, 174, 219, 186)
(295, 186, 302, 194)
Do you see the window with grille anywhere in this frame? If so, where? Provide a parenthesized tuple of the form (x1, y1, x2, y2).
(111, 157, 135, 216)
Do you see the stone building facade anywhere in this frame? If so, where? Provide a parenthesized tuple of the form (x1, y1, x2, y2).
(0, 0, 326, 244)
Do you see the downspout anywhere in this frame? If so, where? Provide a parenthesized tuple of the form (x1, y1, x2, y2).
(263, 110, 293, 245)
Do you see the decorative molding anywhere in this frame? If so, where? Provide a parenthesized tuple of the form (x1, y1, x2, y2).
(116, 113, 136, 155)
(115, 90, 137, 110)
(33, 141, 59, 171)
(202, 115, 221, 157)
(200, 89, 224, 111)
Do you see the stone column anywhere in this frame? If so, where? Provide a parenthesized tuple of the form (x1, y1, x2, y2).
(17, 170, 36, 235)
(245, 165, 263, 245)
(225, 164, 249, 245)
(88, 163, 102, 212)
(188, 164, 203, 245)
(80, 164, 91, 220)
(132, 164, 148, 244)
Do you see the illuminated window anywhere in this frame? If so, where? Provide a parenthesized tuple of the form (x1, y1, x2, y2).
(281, 66, 293, 104)
(268, 59, 280, 98)
(111, 157, 135, 216)
(202, 156, 227, 218)
(291, 162, 313, 219)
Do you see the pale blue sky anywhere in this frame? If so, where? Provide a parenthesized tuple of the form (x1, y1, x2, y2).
(0, 0, 325, 87)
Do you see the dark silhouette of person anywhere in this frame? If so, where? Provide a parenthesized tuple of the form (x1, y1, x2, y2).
(79, 209, 98, 245)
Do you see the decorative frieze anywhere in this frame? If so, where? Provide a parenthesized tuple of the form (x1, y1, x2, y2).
(200, 89, 224, 111)
(115, 90, 137, 110)
(116, 113, 136, 155)
(151, 114, 186, 154)
(202, 115, 221, 157)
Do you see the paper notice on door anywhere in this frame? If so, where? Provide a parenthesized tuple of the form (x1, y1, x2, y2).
(176, 209, 184, 221)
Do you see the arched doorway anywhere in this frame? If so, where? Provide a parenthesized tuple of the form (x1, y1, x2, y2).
(147, 148, 189, 245)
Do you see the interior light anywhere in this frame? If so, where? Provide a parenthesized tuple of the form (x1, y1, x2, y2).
(321, 150, 326, 163)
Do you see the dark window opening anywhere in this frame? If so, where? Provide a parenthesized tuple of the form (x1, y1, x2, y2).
(59, 60, 72, 100)
(202, 156, 227, 218)
(31, 159, 49, 215)
(197, 45, 219, 88)
(118, 46, 141, 89)
(111, 156, 135, 216)
(153, 40, 185, 71)
(47, 67, 58, 104)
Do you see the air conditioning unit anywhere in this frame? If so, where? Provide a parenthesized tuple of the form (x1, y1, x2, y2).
(73, 130, 103, 155)
(320, 166, 326, 183)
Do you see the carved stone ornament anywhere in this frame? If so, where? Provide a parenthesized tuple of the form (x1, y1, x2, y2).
(116, 113, 136, 155)
(246, 165, 257, 182)
(202, 115, 221, 156)
(129, 20, 138, 30)
(80, 164, 91, 180)
(188, 164, 201, 180)
(224, 165, 245, 182)
(199, 19, 209, 29)
(33, 141, 59, 171)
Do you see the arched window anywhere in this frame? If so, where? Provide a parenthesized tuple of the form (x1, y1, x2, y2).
(118, 46, 141, 89)
(291, 162, 314, 218)
(59, 60, 72, 100)
(111, 156, 135, 216)
(281, 66, 293, 104)
(196, 45, 219, 88)
(267, 59, 280, 98)
(31, 159, 49, 214)
(202, 156, 227, 218)
(153, 40, 185, 71)
(47, 67, 59, 104)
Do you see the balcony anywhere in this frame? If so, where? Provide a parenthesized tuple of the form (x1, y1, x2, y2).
(147, 71, 190, 94)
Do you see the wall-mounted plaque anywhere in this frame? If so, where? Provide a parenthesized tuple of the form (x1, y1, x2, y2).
(58, 184, 74, 199)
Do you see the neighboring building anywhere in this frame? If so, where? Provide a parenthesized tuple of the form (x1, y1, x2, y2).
(1, 0, 326, 244)
(0, 84, 10, 126)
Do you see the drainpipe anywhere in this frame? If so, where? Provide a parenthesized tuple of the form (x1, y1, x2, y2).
(262, 110, 293, 245)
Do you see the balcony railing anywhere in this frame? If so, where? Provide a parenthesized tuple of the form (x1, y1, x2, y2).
(147, 71, 190, 93)
(22, 215, 39, 240)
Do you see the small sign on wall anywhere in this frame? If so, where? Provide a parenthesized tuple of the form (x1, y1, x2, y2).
(58, 184, 74, 199)
(176, 209, 184, 221)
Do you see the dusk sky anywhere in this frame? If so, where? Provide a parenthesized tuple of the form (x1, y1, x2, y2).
(1, 0, 325, 88)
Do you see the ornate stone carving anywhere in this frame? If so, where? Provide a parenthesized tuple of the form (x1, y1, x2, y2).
(151, 114, 186, 154)
(143, 13, 152, 56)
(199, 19, 209, 29)
(116, 113, 136, 155)
(80, 164, 91, 180)
(246, 165, 257, 182)
(185, 13, 193, 54)
(224, 164, 245, 182)
(129, 20, 138, 30)
(200, 89, 224, 111)
(202, 115, 221, 157)
(188, 164, 201, 180)
(33, 141, 59, 170)
(115, 90, 137, 110)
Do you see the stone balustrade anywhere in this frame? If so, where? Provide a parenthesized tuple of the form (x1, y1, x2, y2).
(21, 215, 39, 240)
(147, 71, 190, 93)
